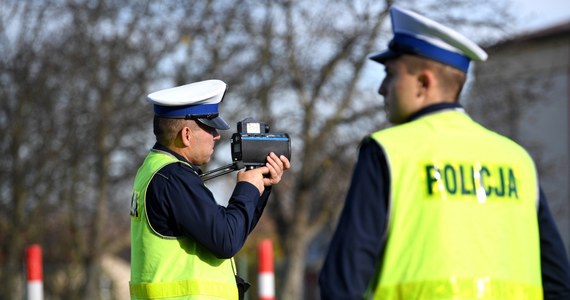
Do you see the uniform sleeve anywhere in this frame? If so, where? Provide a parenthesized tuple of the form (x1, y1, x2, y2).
(537, 188, 570, 299)
(319, 137, 390, 299)
(248, 187, 272, 234)
(146, 162, 267, 258)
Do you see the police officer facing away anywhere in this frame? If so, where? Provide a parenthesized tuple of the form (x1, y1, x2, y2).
(319, 6, 570, 300)
(129, 80, 290, 299)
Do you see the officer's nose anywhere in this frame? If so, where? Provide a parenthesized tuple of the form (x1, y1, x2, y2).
(213, 130, 221, 141)
(379, 80, 387, 97)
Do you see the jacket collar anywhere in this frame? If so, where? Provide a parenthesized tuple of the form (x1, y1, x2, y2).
(406, 102, 464, 123)
(152, 142, 203, 174)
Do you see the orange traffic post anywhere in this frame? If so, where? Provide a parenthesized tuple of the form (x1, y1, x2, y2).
(258, 239, 275, 300)
(26, 244, 44, 300)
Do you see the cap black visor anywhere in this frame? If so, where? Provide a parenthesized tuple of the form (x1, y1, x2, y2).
(197, 116, 230, 130)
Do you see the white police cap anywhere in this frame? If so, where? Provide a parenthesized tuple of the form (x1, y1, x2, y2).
(370, 6, 487, 73)
(147, 79, 230, 130)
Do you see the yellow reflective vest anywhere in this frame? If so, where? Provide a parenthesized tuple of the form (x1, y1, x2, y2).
(130, 149, 238, 299)
(368, 109, 543, 299)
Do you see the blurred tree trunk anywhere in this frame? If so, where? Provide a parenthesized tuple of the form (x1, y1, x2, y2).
(0, 0, 189, 298)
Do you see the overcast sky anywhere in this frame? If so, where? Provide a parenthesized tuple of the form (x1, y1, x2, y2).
(515, 0, 570, 32)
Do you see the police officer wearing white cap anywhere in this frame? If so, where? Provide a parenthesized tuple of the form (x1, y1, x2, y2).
(129, 80, 291, 300)
(319, 6, 570, 299)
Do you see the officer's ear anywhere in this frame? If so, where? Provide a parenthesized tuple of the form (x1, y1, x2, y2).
(180, 126, 193, 147)
(416, 70, 432, 98)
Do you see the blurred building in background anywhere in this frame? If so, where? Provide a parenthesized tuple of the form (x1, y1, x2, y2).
(469, 20, 570, 256)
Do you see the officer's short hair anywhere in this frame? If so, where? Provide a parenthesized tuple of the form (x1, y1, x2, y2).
(153, 116, 191, 146)
(401, 55, 466, 101)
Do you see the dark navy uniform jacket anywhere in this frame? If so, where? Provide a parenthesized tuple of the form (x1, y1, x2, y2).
(319, 103, 570, 300)
(145, 143, 271, 258)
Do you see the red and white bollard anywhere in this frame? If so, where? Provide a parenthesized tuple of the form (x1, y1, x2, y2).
(26, 244, 44, 300)
(258, 239, 275, 300)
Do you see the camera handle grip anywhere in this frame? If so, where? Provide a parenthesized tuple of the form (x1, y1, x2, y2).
(200, 161, 245, 182)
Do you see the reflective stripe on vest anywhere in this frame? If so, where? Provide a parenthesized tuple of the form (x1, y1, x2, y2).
(129, 279, 237, 299)
(368, 110, 542, 300)
(130, 149, 238, 299)
(374, 278, 542, 299)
